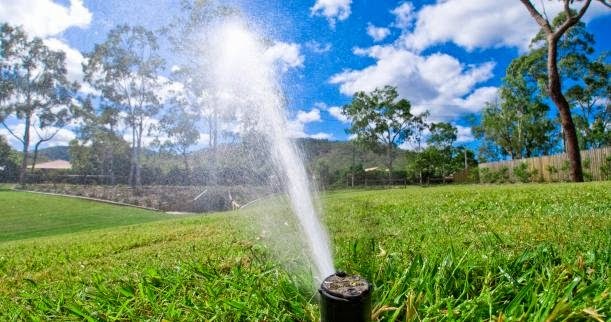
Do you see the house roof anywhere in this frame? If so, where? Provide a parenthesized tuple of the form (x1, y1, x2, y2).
(33, 160, 72, 170)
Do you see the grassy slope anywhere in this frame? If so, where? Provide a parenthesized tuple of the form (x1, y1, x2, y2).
(0, 188, 174, 242)
(0, 183, 609, 321)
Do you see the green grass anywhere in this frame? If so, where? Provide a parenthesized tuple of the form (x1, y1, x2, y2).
(0, 182, 609, 321)
(0, 189, 175, 242)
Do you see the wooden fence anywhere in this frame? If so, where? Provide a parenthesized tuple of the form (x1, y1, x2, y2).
(478, 146, 610, 182)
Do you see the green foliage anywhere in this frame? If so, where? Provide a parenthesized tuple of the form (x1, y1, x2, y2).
(473, 55, 556, 161)
(343, 86, 419, 174)
(600, 155, 611, 180)
(513, 162, 537, 183)
(83, 25, 165, 188)
(480, 166, 511, 184)
(0, 23, 79, 184)
(0, 135, 18, 182)
(0, 183, 609, 320)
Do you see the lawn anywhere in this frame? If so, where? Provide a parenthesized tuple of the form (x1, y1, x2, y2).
(0, 188, 175, 242)
(0, 182, 609, 321)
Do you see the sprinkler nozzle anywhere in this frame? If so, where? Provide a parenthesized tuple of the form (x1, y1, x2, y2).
(319, 272, 371, 322)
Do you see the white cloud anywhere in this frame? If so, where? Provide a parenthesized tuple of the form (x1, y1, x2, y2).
(452, 87, 498, 113)
(400, 0, 611, 52)
(311, 0, 352, 28)
(287, 108, 332, 139)
(265, 41, 305, 72)
(391, 2, 415, 29)
(456, 125, 474, 143)
(328, 106, 350, 123)
(296, 109, 321, 123)
(329, 45, 495, 121)
(0, 0, 91, 38)
(309, 132, 333, 140)
(366, 24, 391, 42)
(43, 38, 85, 84)
(0, 0, 93, 88)
(305, 41, 332, 54)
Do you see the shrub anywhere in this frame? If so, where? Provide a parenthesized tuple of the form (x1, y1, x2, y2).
(600, 155, 611, 180)
(513, 163, 531, 183)
(546, 165, 559, 182)
(498, 166, 510, 183)
(582, 157, 592, 181)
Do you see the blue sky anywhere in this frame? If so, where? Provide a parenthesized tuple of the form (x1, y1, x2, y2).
(1, 0, 610, 150)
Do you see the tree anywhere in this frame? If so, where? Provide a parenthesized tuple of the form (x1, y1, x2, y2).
(474, 53, 556, 161)
(0, 135, 19, 182)
(565, 55, 610, 149)
(0, 24, 78, 185)
(75, 99, 129, 185)
(474, 98, 555, 161)
(429, 122, 457, 150)
(83, 25, 165, 188)
(518, 0, 611, 181)
(158, 102, 200, 181)
(427, 122, 458, 183)
(164, 1, 237, 152)
(342, 86, 416, 181)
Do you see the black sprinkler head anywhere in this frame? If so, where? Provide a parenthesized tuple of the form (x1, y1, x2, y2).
(319, 272, 372, 322)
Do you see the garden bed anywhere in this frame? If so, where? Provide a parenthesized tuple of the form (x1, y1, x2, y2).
(19, 184, 272, 212)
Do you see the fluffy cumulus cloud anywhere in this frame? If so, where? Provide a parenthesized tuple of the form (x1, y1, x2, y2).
(42, 38, 87, 84)
(287, 108, 332, 140)
(366, 24, 391, 42)
(0, 0, 93, 90)
(0, 0, 91, 38)
(264, 41, 305, 72)
(330, 45, 495, 120)
(305, 41, 332, 54)
(327, 106, 350, 123)
(391, 2, 415, 29)
(456, 125, 475, 143)
(310, 0, 352, 27)
(400, 0, 611, 52)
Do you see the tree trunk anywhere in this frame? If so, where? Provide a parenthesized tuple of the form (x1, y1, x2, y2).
(129, 125, 136, 187)
(386, 144, 393, 185)
(547, 34, 583, 182)
(135, 122, 142, 188)
(30, 140, 43, 171)
(19, 115, 31, 185)
(183, 150, 190, 185)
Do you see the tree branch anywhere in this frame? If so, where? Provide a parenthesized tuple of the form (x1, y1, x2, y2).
(554, 0, 593, 40)
(519, 0, 553, 34)
(598, 0, 611, 8)
(1, 120, 25, 144)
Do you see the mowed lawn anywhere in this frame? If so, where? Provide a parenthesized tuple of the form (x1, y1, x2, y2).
(0, 187, 174, 242)
(0, 182, 609, 321)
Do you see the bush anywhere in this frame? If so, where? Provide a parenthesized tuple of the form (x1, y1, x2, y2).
(546, 165, 559, 182)
(498, 166, 510, 183)
(513, 163, 531, 183)
(582, 157, 592, 181)
(601, 155, 611, 180)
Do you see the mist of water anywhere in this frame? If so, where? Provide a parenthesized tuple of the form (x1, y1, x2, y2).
(203, 19, 335, 280)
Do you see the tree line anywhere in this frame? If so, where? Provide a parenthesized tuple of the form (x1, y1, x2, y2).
(1, 0, 609, 187)
(339, 1, 608, 184)
(1, 2, 235, 187)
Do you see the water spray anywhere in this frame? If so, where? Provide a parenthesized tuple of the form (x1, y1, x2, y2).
(319, 272, 372, 322)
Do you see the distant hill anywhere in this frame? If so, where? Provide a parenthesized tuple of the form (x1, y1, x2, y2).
(35, 139, 409, 179)
(37, 146, 70, 161)
(298, 138, 408, 173)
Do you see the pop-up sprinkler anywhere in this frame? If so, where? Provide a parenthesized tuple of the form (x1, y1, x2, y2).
(319, 272, 371, 322)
